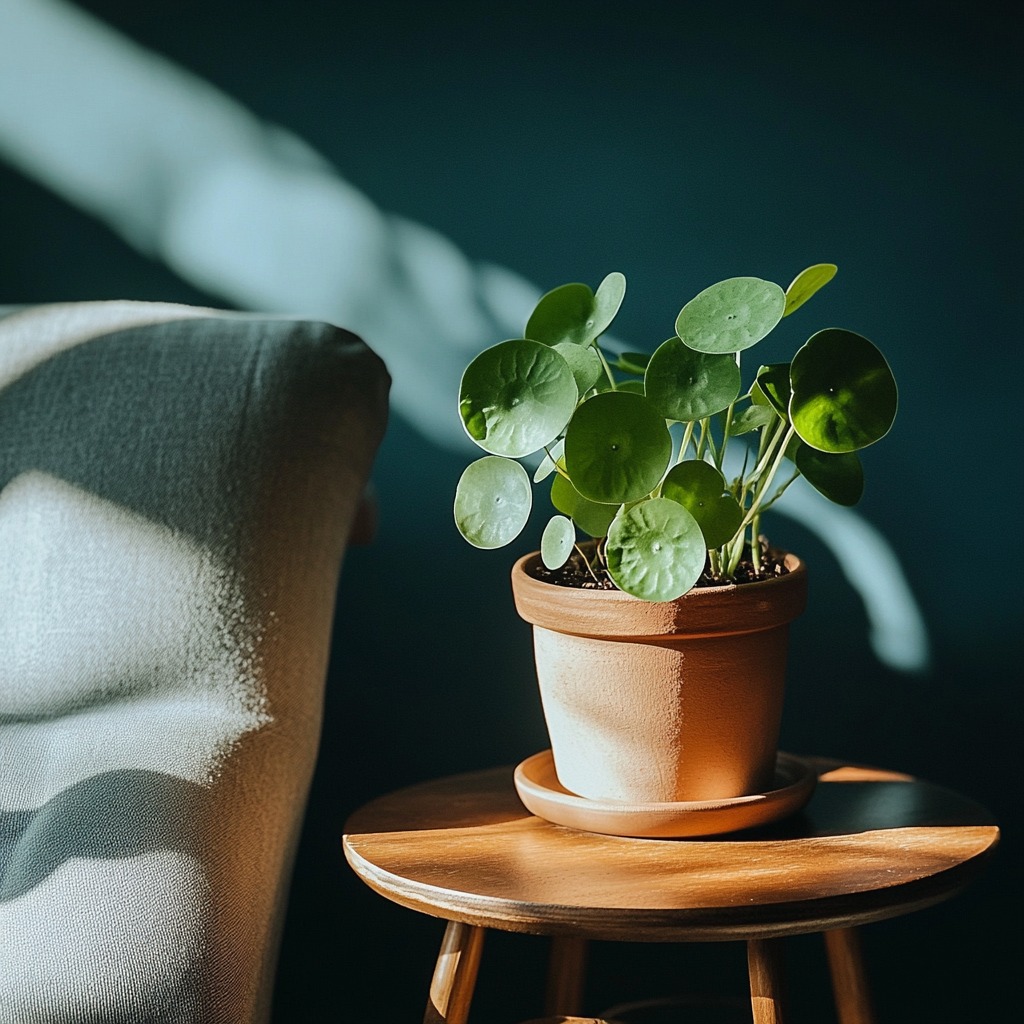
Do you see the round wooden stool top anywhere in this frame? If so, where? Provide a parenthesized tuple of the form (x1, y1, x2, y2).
(343, 757, 999, 943)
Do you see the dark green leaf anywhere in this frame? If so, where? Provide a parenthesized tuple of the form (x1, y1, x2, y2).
(645, 336, 741, 421)
(794, 444, 864, 506)
(754, 363, 792, 419)
(564, 392, 673, 503)
(661, 460, 744, 549)
(550, 472, 619, 537)
(790, 329, 898, 453)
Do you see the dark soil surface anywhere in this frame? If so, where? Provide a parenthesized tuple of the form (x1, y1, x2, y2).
(530, 539, 791, 591)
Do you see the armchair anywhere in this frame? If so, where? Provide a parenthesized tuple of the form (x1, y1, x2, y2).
(0, 301, 389, 1022)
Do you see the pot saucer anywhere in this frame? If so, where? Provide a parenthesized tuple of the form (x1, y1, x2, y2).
(513, 750, 816, 838)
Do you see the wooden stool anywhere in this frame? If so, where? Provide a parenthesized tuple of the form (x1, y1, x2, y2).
(519, 1018, 619, 1024)
(518, 1019, 618, 1024)
(343, 758, 998, 1024)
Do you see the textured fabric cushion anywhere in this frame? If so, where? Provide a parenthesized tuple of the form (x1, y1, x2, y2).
(0, 302, 389, 1023)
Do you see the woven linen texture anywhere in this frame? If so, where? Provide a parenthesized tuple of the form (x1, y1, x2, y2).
(0, 302, 389, 1023)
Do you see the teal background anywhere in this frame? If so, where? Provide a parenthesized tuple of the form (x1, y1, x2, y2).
(1, 2, 1020, 1020)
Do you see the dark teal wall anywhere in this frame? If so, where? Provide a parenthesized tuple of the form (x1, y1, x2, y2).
(1, 2, 1019, 1020)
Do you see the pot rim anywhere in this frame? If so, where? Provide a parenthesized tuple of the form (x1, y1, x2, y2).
(510, 550, 808, 640)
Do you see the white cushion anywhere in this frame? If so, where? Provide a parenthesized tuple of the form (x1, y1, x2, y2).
(0, 302, 389, 1023)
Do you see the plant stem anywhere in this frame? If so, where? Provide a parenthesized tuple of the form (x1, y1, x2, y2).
(678, 421, 696, 464)
(575, 543, 601, 584)
(705, 422, 719, 465)
(759, 469, 800, 513)
(736, 424, 795, 538)
(750, 417, 786, 481)
(708, 547, 721, 578)
(695, 419, 709, 460)
(541, 443, 564, 478)
(717, 402, 735, 472)
(733, 418, 777, 524)
(751, 513, 762, 573)
(595, 345, 617, 391)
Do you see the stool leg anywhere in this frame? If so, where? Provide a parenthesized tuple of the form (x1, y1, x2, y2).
(747, 938, 786, 1024)
(544, 935, 588, 1015)
(424, 921, 486, 1024)
(824, 927, 875, 1024)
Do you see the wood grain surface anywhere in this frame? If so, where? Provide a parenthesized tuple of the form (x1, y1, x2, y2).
(343, 758, 998, 943)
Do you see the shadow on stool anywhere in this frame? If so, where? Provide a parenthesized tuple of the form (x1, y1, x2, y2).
(517, 1001, 749, 1024)
(518, 1017, 623, 1024)
(601, 994, 750, 1021)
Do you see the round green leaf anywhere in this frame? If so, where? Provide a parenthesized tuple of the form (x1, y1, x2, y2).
(454, 456, 532, 549)
(753, 363, 792, 419)
(784, 263, 837, 316)
(789, 329, 898, 453)
(459, 339, 577, 457)
(525, 271, 625, 347)
(563, 391, 672, 504)
(593, 271, 627, 334)
(525, 283, 591, 346)
(794, 444, 864, 506)
(550, 472, 619, 538)
(606, 498, 706, 601)
(554, 340, 603, 395)
(675, 277, 786, 354)
(541, 515, 576, 569)
(661, 460, 743, 549)
(645, 336, 741, 421)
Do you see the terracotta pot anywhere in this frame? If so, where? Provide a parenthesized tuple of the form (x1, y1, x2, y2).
(511, 551, 808, 804)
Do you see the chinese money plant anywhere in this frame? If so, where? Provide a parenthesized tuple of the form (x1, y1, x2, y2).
(454, 264, 898, 602)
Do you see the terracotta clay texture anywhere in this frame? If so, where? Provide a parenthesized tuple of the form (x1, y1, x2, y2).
(510, 552, 808, 804)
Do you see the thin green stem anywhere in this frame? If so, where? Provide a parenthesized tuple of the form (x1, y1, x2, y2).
(758, 469, 800, 513)
(734, 421, 775, 517)
(574, 543, 601, 584)
(735, 445, 750, 493)
(750, 417, 787, 480)
(722, 531, 744, 577)
(705, 421, 719, 465)
(677, 421, 696, 464)
(716, 402, 736, 473)
(595, 345, 617, 390)
(708, 547, 721, 578)
(695, 418, 710, 460)
(736, 424, 796, 537)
